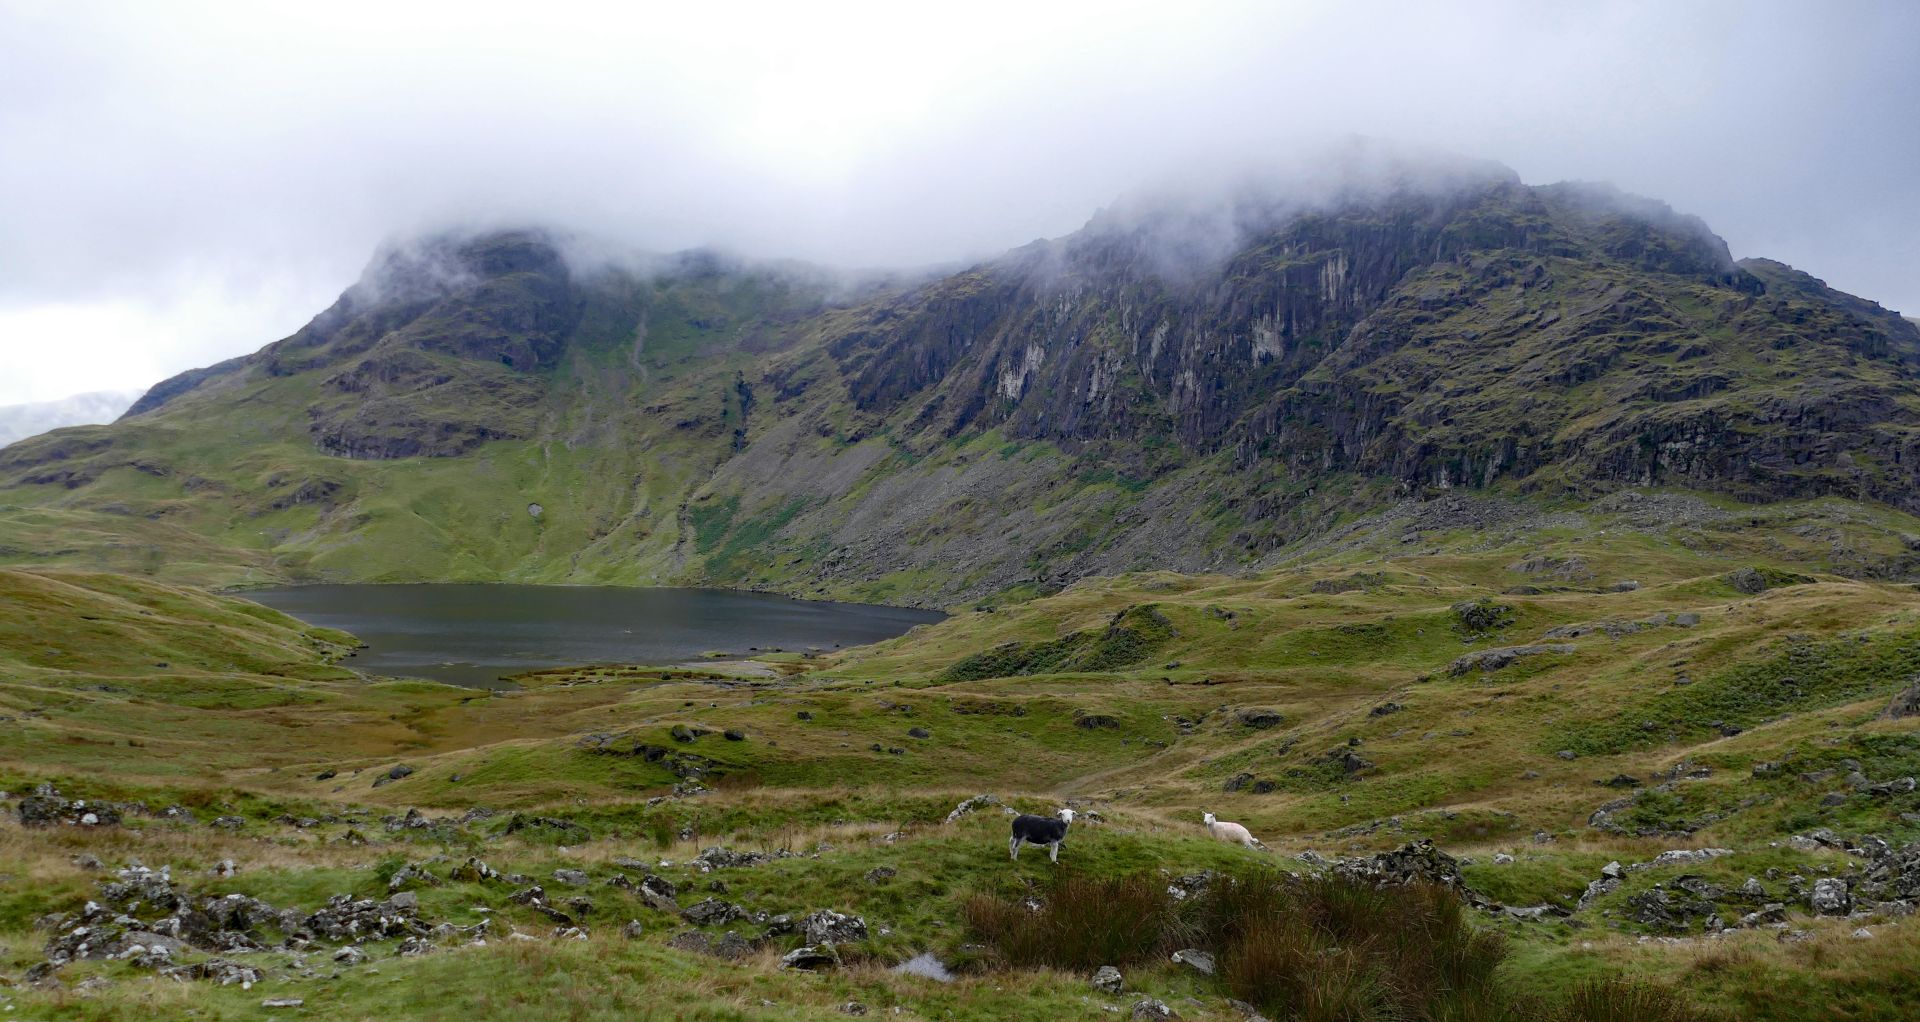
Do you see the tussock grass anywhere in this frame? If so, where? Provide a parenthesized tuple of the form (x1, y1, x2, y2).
(1550, 978, 1714, 1022)
(962, 873, 1173, 969)
(966, 867, 1714, 1022)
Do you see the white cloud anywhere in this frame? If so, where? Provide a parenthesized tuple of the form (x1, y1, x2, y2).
(0, 0, 1915, 402)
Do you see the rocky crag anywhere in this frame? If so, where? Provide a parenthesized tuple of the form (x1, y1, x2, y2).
(4, 158, 1918, 604)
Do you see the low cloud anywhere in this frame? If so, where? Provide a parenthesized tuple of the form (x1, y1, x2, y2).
(1, 0, 1916, 402)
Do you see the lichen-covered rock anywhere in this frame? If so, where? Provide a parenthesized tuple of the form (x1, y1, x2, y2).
(680, 898, 746, 926)
(1811, 878, 1851, 915)
(781, 944, 840, 970)
(1448, 644, 1575, 675)
(1171, 948, 1215, 975)
(695, 847, 774, 870)
(944, 794, 1002, 824)
(801, 909, 868, 944)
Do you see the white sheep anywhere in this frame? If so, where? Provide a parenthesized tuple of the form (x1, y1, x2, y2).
(1203, 811, 1265, 850)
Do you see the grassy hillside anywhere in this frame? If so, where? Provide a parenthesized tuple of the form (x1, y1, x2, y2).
(4, 511, 1920, 1018)
(3, 180, 1919, 610)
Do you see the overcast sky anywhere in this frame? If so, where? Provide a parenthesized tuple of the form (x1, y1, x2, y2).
(1, 0, 1916, 404)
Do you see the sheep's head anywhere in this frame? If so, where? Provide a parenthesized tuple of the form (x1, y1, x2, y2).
(1057, 808, 1076, 824)
(1203, 812, 1217, 825)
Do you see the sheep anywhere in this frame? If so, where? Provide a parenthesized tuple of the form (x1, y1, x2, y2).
(1010, 808, 1076, 862)
(1203, 811, 1265, 850)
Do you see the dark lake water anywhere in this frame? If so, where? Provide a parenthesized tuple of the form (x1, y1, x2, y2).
(241, 584, 945, 688)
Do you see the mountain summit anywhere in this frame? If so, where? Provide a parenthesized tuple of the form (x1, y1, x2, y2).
(5, 161, 1919, 603)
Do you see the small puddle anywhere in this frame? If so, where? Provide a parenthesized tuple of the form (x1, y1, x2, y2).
(890, 952, 954, 982)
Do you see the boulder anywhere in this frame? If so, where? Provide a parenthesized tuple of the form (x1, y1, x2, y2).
(680, 899, 746, 926)
(780, 944, 840, 970)
(801, 909, 868, 944)
(1335, 840, 1465, 890)
(386, 864, 441, 892)
(160, 958, 261, 986)
(695, 847, 773, 870)
(637, 875, 680, 913)
(449, 857, 501, 883)
(1091, 965, 1123, 993)
(1810, 878, 1851, 916)
(1448, 645, 1575, 676)
(1171, 948, 1215, 975)
(1885, 680, 1920, 719)
(1236, 709, 1285, 730)
(944, 794, 1002, 824)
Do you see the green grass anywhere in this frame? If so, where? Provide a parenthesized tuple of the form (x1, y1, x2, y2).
(5, 521, 1920, 1018)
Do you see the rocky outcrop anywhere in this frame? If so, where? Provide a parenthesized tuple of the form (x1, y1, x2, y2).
(1447, 644, 1575, 675)
(10, 159, 1920, 606)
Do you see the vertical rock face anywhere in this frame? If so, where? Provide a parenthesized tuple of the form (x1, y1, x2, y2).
(824, 172, 1920, 510)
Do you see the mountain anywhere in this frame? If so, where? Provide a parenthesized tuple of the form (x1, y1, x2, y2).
(0, 389, 142, 448)
(4, 158, 1920, 604)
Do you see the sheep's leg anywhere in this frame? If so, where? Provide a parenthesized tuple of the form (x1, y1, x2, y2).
(1010, 836, 1021, 860)
(1049, 840, 1060, 863)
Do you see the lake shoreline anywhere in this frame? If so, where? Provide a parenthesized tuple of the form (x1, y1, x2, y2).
(237, 582, 945, 689)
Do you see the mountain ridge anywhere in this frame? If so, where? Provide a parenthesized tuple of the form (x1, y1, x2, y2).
(6, 161, 1920, 605)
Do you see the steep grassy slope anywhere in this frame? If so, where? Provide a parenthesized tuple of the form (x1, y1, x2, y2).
(4, 169, 1919, 607)
(4, 516, 1920, 1018)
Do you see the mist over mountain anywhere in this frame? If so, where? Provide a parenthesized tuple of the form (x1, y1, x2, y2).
(4, 154, 1917, 605)
(0, 390, 142, 449)
(10, 9, 1920, 1020)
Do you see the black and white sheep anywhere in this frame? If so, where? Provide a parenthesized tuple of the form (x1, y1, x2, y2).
(1009, 808, 1076, 862)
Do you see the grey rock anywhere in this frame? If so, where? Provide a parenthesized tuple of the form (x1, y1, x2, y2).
(1171, 948, 1215, 975)
(1448, 645, 1575, 675)
(680, 898, 746, 926)
(802, 909, 868, 944)
(1811, 878, 1851, 916)
(944, 794, 1001, 824)
(781, 944, 840, 970)
(1885, 679, 1920, 719)
(1092, 965, 1123, 993)
(1227, 1000, 1272, 1022)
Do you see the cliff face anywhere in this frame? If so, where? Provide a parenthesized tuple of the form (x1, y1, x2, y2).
(6, 163, 1920, 603)
(823, 177, 1920, 509)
